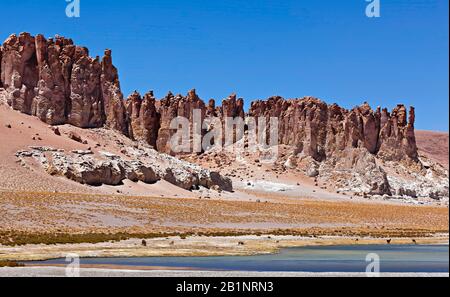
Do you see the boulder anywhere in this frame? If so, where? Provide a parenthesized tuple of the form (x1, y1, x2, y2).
(126, 161, 158, 184)
(68, 131, 83, 143)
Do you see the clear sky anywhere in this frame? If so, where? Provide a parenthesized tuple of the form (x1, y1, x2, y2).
(1, 0, 448, 131)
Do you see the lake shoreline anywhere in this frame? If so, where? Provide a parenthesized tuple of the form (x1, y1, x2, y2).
(1, 234, 448, 262)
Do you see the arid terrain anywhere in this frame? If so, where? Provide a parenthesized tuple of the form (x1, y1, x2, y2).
(0, 100, 448, 261)
(0, 33, 448, 264)
(416, 130, 449, 169)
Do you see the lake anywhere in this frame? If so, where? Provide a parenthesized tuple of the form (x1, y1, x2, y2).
(31, 244, 449, 273)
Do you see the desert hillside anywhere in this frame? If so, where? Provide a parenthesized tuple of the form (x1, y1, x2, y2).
(416, 130, 449, 169)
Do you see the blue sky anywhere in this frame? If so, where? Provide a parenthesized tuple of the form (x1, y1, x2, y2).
(1, 0, 448, 131)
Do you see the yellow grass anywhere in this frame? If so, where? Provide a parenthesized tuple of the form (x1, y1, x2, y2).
(0, 190, 447, 246)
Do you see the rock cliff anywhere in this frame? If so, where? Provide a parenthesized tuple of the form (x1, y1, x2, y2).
(249, 96, 418, 162)
(3, 33, 444, 198)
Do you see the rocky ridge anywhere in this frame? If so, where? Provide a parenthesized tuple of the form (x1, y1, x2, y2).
(0, 33, 418, 162)
(2, 33, 448, 199)
(249, 97, 418, 162)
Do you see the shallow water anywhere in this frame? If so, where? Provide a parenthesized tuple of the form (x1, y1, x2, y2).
(33, 244, 449, 273)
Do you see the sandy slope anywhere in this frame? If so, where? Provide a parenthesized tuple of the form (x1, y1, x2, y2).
(416, 130, 449, 169)
(0, 103, 94, 193)
(0, 101, 202, 198)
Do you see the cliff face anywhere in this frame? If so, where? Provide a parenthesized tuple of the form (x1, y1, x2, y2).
(101, 49, 128, 135)
(249, 97, 418, 162)
(0, 33, 126, 130)
(0, 33, 418, 163)
(125, 90, 160, 148)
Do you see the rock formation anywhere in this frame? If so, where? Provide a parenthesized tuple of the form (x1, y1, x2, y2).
(0, 33, 125, 129)
(101, 49, 128, 135)
(156, 89, 206, 154)
(125, 90, 161, 148)
(33, 34, 73, 125)
(221, 93, 245, 119)
(249, 97, 418, 163)
(1, 33, 38, 115)
(2, 33, 416, 164)
(16, 146, 232, 191)
(4, 32, 444, 199)
(246, 97, 425, 197)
